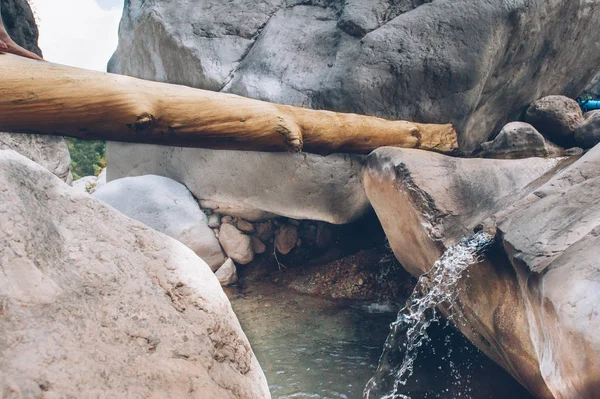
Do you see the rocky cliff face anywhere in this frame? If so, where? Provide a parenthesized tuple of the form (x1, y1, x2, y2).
(0, 0, 42, 57)
(109, 0, 600, 151)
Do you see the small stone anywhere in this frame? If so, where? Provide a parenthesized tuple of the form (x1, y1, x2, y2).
(215, 259, 238, 286)
(287, 219, 301, 226)
(218, 223, 254, 264)
(275, 224, 298, 255)
(254, 221, 274, 242)
(251, 236, 267, 254)
(478, 122, 553, 159)
(358, 278, 364, 286)
(208, 213, 221, 228)
(221, 215, 234, 224)
(236, 219, 255, 233)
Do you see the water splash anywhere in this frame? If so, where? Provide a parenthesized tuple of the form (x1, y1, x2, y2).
(364, 231, 494, 399)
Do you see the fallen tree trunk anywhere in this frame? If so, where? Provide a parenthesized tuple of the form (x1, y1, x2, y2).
(0, 53, 458, 154)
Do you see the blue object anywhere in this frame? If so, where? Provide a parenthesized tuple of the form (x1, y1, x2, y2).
(577, 98, 600, 112)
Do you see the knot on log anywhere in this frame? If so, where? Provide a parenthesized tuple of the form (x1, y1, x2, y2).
(128, 113, 156, 132)
(275, 117, 303, 153)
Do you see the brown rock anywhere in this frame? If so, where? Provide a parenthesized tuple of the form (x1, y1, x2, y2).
(236, 219, 255, 233)
(275, 224, 298, 255)
(218, 223, 254, 264)
(524, 95, 583, 146)
(254, 221, 274, 242)
(251, 237, 267, 254)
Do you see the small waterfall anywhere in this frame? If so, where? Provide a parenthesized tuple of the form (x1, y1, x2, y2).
(364, 231, 494, 399)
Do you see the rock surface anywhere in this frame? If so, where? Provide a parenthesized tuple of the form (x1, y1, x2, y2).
(0, 149, 270, 398)
(275, 224, 298, 255)
(93, 175, 226, 271)
(107, 143, 369, 224)
(524, 96, 584, 146)
(218, 223, 254, 265)
(363, 147, 566, 398)
(0, 133, 72, 183)
(478, 122, 559, 159)
(574, 110, 600, 149)
(110, 0, 600, 152)
(493, 144, 600, 399)
(215, 258, 239, 287)
(0, 0, 42, 57)
(71, 175, 98, 194)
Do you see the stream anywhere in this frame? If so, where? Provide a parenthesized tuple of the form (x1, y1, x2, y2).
(227, 280, 533, 399)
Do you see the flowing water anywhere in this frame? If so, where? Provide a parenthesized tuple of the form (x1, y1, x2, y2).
(227, 253, 533, 399)
(364, 231, 496, 399)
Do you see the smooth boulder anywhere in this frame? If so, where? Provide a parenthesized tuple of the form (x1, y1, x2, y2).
(478, 122, 559, 159)
(107, 143, 369, 224)
(574, 110, 600, 149)
(524, 96, 584, 146)
(218, 223, 254, 265)
(363, 147, 565, 397)
(494, 144, 600, 399)
(93, 175, 226, 271)
(0, 149, 269, 398)
(215, 258, 239, 287)
(109, 0, 600, 152)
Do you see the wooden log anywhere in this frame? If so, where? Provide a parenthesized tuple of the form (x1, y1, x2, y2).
(0, 53, 458, 154)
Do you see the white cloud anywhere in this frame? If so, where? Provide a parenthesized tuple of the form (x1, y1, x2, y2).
(28, 0, 123, 72)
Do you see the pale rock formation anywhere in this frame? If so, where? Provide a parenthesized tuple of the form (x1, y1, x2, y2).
(93, 175, 226, 271)
(218, 223, 254, 265)
(0, 149, 270, 398)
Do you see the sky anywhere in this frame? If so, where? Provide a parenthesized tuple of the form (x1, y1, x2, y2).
(28, 0, 124, 71)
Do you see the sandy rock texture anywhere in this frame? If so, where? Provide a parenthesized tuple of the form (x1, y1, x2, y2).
(0, 150, 269, 398)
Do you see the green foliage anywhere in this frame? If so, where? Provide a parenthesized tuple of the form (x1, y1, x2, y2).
(66, 138, 106, 180)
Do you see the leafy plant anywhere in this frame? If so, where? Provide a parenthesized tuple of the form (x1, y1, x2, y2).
(66, 138, 106, 180)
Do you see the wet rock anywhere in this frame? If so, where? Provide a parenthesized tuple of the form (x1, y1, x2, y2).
(92, 175, 226, 271)
(236, 219, 255, 233)
(208, 213, 221, 228)
(494, 143, 600, 399)
(478, 122, 560, 159)
(275, 224, 298, 255)
(0, 149, 269, 398)
(215, 258, 239, 286)
(251, 237, 267, 255)
(524, 96, 583, 146)
(574, 110, 600, 149)
(219, 223, 254, 264)
(364, 147, 564, 397)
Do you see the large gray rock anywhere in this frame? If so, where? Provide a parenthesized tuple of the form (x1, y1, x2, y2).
(93, 175, 226, 271)
(0, 133, 72, 183)
(0, 0, 42, 57)
(495, 144, 600, 399)
(574, 110, 600, 149)
(363, 148, 565, 397)
(110, 0, 600, 152)
(524, 96, 584, 146)
(0, 150, 270, 398)
(107, 142, 369, 224)
(478, 122, 560, 159)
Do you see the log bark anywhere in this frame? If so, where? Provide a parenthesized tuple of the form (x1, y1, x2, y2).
(0, 53, 458, 154)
